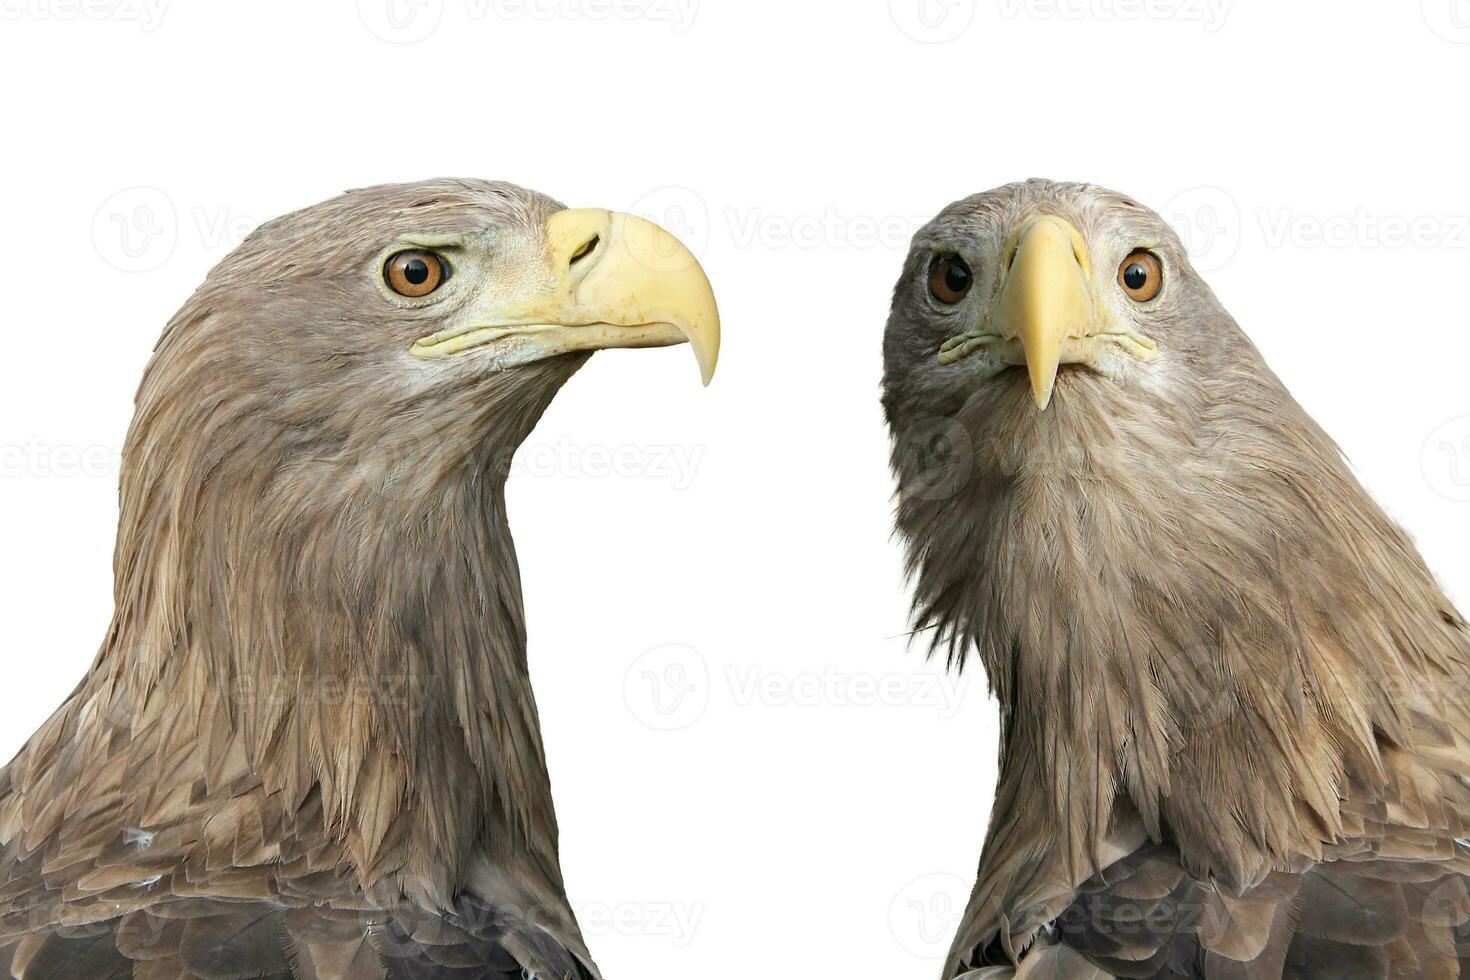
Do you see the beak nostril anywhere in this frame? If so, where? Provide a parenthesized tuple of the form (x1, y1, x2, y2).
(569, 235, 600, 266)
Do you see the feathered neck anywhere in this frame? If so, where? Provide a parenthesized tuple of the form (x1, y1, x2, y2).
(894, 363, 1470, 891)
(67, 352, 587, 906)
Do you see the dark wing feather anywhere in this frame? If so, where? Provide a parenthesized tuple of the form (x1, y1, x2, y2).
(11, 926, 135, 980)
(178, 905, 291, 977)
(969, 837, 1470, 978)
(3, 895, 595, 980)
(0, 745, 596, 980)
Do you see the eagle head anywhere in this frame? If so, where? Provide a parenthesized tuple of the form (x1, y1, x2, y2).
(882, 178, 1469, 889)
(94, 180, 720, 896)
(128, 179, 718, 524)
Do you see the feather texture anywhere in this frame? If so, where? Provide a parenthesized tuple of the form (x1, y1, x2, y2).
(884, 179, 1470, 977)
(0, 181, 606, 978)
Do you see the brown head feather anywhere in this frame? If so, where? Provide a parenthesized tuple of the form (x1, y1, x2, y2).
(0, 180, 614, 977)
(884, 180, 1470, 973)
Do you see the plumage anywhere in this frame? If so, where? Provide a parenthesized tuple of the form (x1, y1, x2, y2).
(883, 179, 1470, 977)
(0, 179, 720, 979)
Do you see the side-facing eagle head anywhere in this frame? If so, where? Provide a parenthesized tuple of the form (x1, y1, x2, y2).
(103, 177, 723, 864)
(0, 180, 720, 978)
(130, 179, 718, 527)
(0, 181, 724, 979)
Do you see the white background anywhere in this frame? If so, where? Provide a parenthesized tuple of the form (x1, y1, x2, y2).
(2, 2, 1469, 977)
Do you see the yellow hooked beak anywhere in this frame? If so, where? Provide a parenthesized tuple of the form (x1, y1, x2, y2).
(411, 209, 720, 385)
(938, 215, 1157, 410)
(995, 217, 1094, 410)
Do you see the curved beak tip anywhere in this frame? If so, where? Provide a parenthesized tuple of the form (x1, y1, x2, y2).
(675, 301, 719, 386)
(543, 208, 721, 385)
(1000, 216, 1092, 413)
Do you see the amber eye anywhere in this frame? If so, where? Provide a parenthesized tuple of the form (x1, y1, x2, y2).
(1118, 250, 1163, 303)
(385, 250, 448, 298)
(929, 254, 973, 305)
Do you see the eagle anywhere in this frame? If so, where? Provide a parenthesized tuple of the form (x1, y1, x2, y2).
(882, 179, 1470, 977)
(0, 179, 719, 980)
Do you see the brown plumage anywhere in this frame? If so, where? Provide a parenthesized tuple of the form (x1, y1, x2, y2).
(882, 179, 1470, 977)
(0, 179, 719, 979)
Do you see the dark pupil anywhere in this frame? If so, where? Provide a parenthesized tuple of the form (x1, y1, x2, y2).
(944, 262, 970, 294)
(1124, 263, 1149, 290)
(404, 258, 431, 285)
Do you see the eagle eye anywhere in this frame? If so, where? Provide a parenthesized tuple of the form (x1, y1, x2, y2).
(1118, 250, 1163, 303)
(385, 250, 448, 298)
(929, 254, 973, 305)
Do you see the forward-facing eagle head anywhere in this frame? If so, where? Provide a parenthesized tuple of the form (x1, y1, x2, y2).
(883, 178, 1202, 419)
(883, 179, 1470, 892)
